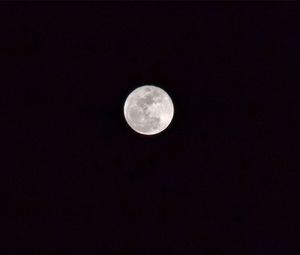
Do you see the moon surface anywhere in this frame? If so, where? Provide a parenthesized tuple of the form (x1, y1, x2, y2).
(124, 85, 174, 135)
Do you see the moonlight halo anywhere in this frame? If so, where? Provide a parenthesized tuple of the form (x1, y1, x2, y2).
(124, 85, 174, 135)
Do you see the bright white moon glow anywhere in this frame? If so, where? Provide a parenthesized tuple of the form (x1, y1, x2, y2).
(124, 85, 174, 135)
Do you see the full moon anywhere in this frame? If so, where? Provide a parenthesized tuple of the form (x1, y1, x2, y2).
(124, 85, 174, 135)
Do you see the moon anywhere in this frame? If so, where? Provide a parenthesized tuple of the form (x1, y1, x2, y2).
(124, 85, 174, 135)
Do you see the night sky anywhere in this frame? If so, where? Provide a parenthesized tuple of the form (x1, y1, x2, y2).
(3, 3, 297, 255)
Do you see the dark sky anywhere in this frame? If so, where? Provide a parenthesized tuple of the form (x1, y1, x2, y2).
(3, 3, 297, 255)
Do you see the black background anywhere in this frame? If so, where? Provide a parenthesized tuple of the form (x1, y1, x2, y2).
(2, 3, 298, 255)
